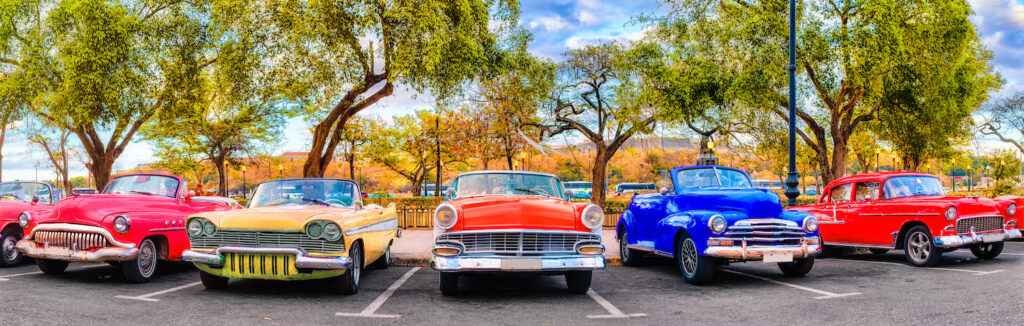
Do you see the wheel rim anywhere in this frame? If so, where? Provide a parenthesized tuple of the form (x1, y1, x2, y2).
(907, 232, 931, 263)
(2, 236, 19, 263)
(352, 248, 361, 286)
(384, 246, 391, 265)
(680, 238, 698, 275)
(138, 240, 157, 278)
(976, 244, 991, 254)
(620, 234, 629, 261)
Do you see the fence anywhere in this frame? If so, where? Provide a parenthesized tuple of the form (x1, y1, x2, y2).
(396, 207, 626, 230)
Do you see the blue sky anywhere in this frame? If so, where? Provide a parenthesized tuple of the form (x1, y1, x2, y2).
(3, 0, 1023, 181)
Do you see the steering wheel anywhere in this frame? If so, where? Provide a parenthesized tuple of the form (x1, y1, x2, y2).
(530, 187, 550, 197)
(325, 199, 347, 207)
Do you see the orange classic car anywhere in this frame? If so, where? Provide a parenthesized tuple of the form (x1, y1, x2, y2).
(430, 171, 606, 295)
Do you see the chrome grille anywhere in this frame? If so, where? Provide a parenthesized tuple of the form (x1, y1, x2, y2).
(723, 219, 805, 244)
(34, 231, 108, 250)
(437, 231, 600, 255)
(190, 230, 345, 253)
(956, 216, 1004, 234)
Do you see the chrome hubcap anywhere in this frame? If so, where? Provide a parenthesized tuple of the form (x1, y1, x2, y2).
(680, 238, 698, 275)
(2, 236, 19, 262)
(620, 234, 629, 261)
(352, 249, 361, 286)
(138, 241, 156, 277)
(908, 232, 931, 262)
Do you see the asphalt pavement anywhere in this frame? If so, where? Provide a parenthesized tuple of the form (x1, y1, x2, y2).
(1, 241, 1022, 325)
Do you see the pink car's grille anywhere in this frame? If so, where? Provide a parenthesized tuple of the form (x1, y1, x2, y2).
(437, 231, 600, 255)
(956, 216, 1004, 234)
(34, 231, 108, 250)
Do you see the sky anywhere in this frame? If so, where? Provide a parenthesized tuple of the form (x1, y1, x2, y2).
(2, 0, 1023, 182)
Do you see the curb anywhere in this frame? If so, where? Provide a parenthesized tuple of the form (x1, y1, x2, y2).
(391, 255, 622, 268)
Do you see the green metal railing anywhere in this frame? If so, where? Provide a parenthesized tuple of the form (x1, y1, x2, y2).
(396, 207, 625, 230)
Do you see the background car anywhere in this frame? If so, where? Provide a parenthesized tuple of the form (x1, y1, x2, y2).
(614, 182, 656, 196)
(183, 178, 398, 294)
(563, 181, 593, 200)
(420, 183, 450, 197)
(0, 181, 63, 267)
(790, 172, 1022, 266)
(617, 166, 820, 284)
(71, 188, 98, 195)
(16, 173, 236, 282)
(431, 171, 606, 295)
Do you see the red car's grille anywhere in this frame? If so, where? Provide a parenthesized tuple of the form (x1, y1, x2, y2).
(34, 231, 108, 250)
(956, 216, 1004, 234)
(437, 231, 600, 255)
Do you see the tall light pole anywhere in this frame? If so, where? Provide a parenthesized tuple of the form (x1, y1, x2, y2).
(783, 0, 801, 207)
(241, 166, 247, 199)
(875, 149, 880, 172)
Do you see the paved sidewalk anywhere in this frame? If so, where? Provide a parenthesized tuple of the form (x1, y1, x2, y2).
(391, 229, 621, 267)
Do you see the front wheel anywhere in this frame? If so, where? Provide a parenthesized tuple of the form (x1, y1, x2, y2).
(676, 233, 716, 285)
(904, 226, 941, 267)
(370, 245, 391, 269)
(439, 272, 459, 296)
(565, 270, 593, 294)
(0, 229, 24, 267)
(778, 258, 814, 277)
(122, 238, 159, 283)
(618, 231, 643, 267)
(332, 241, 362, 295)
(970, 242, 1004, 260)
(37, 259, 69, 274)
(199, 270, 229, 289)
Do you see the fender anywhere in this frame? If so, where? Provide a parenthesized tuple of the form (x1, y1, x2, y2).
(653, 211, 703, 256)
(616, 210, 636, 242)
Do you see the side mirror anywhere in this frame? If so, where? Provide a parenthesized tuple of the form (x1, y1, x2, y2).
(32, 196, 40, 204)
(445, 188, 455, 198)
(564, 189, 574, 198)
(185, 190, 195, 201)
(354, 201, 364, 210)
(660, 187, 669, 195)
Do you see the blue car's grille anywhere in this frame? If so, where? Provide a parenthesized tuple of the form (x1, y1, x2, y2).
(723, 219, 806, 244)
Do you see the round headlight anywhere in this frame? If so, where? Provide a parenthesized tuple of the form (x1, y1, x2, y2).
(708, 215, 727, 234)
(1008, 203, 1017, 217)
(581, 205, 605, 229)
(306, 222, 324, 239)
(113, 215, 131, 234)
(434, 204, 458, 229)
(803, 216, 818, 233)
(18, 212, 31, 228)
(187, 219, 204, 238)
(945, 206, 957, 221)
(322, 222, 342, 242)
(202, 221, 217, 236)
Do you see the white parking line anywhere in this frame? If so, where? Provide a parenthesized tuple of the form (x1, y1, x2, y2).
(0, 264, 106, 281)
(336, 267, 420, 318)
(1000, 253, 1024, 256)
(722, 269, 862, 300)
(115, 282, 203, 302)
(586, 289, 647, 319)
(832, 259, 1005, 276)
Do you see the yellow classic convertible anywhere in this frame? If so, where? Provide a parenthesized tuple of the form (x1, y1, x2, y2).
(181, 178, 398, 294)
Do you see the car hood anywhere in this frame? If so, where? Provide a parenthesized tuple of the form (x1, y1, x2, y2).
(35, 194, 176, 226)
(194, 205, 352, 230)
(449, 195, 579, 231)
(888, 195, 1002, 216)
(675, 188, 783, 219)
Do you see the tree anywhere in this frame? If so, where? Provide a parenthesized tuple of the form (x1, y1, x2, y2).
(256, 0, 519, 178)
(979, 91, 1024, 156)
(338, 116, 371, 180)
(364, 114, 435, 196)
(0, 72, 29, 182)
(533, 42, 665, 205)
(659, 0, 1000, 184)
(2, 0, 219, 188)
(21, 119, 76, 194)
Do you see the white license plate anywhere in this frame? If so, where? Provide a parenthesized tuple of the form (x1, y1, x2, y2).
(763, 252, 794, 263)
(500, 259, 542, 270)
(982, 233, 1003, 243)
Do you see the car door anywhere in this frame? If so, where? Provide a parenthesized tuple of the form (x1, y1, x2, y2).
(841, 181, 893, 247)
(817, 183, 853, 244)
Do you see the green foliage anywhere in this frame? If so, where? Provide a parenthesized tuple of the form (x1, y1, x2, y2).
(69, 176, 89, 188)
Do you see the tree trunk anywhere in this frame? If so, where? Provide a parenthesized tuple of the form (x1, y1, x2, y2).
(590, 147, 609, 206)
(90, 155, 114, 192)
(435, 116, 442, 196)
(506, 155, 514, 170)
(348, 153, 355, 180)
(482, 159, 488, 170)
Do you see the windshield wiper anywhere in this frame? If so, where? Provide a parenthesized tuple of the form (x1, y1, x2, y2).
(129, 190, 154, 195)
(301, 198, 331, 206)
(514, 188, 547, 197)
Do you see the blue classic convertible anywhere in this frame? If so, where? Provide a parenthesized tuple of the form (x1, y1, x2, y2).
(616, 165, 821, 284)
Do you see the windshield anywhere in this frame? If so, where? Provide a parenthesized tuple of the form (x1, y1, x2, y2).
(455, 173, 563, 198)
(883, 176, 945, 199)
(564, 182, 590, 189)
(105, 175, 179, 198)
(249, 179, 358, 208)
(0, 182, 54, 203)
(677, 168, 752, 188)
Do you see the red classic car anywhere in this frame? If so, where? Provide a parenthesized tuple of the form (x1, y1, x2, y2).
(1, 181, 64, 267)
(430, 171, 606, 295)
(790, 172, 1022, 266)
(16, 173, 238, 282)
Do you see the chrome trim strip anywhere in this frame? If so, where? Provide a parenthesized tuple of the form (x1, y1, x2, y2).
(431, 255, 605, 271)
(149, 227, 185, 232)
(824, 242, 895, 249)
(435, 229, 597, 238)
(182, 246, 352, 270)
(15, 240, 139, 262)
(27, 223, 134, 248)
(345, 217, 399, 236)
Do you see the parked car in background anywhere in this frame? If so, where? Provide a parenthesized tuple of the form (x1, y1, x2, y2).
(563, 181, 593, 200)
(617, 165, 821, 284)
(752, 180, 783, 189)
(183, 178, 398, 294)
(805, 189, 818, 196)
(420, 184, 450, 197)
(431, 171, 606, 295)
(16, 173, 237, 282)
(789, 172, 1022, 266)
(614, 183, 656, 196)
(0, 181, 63, 267)
(71, 188, 98, 195)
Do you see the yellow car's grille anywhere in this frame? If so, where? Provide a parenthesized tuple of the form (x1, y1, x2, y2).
(190, 230, 345, 253)
(223, 253, 296, 278)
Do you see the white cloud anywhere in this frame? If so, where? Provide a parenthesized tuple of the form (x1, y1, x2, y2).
(529, 16, 572, 32)
(970, 0, 1024, 28)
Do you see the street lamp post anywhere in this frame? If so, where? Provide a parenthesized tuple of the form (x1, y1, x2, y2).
(783, 0, 801, 207)
(875, 149, 880, 172)
(241, 166, 247, 199)
(278, 164, 284, 178)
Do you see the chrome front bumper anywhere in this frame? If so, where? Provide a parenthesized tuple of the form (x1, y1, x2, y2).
(16, 240, 139, 262)
(182, 246, 352, 270)
(431, 255, 606, 272)
(933, 229, 1023, 248)
(704, 237, 821, 261)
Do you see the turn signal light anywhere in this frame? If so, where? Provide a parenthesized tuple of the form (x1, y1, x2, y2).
(433, 246, 461, 257)
(708, 240, 734, 246)
(577, 245, 605, 255)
